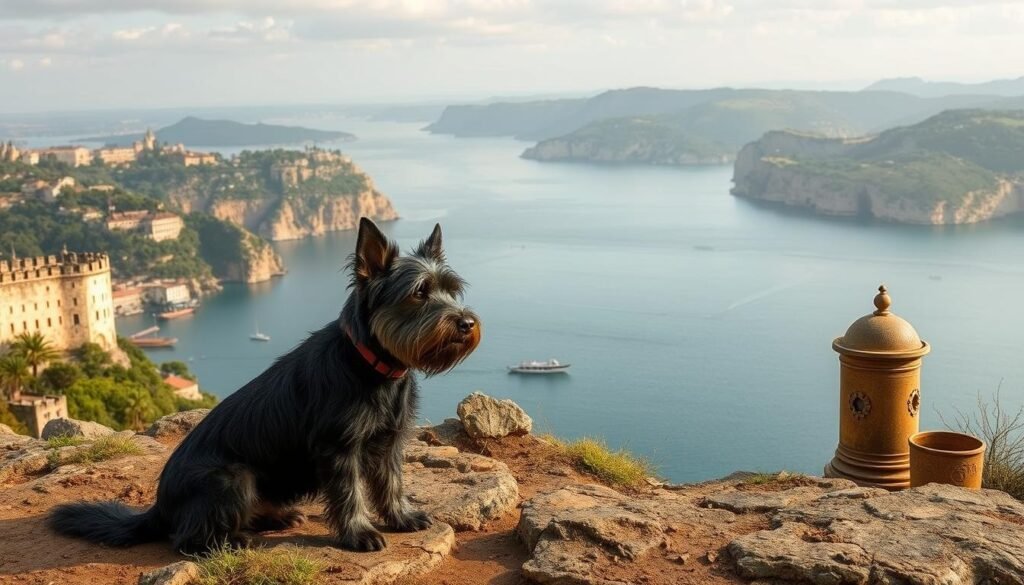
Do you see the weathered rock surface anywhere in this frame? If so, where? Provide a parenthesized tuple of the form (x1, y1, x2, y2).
(729, 482, 1024, 584)
(144, 409, 210, 439)
(41, 417, 116, 440)
(517, 482, 739, 585)
(138, 561, 200, 585)
(457, 392, 533, 439)
(418, 418, 469, 447)
(404, 440, 519, 531)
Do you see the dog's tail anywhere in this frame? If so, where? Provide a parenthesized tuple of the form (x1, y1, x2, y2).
(48, 501, 164, 546)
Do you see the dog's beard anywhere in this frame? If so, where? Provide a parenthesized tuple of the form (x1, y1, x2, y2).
(371, 312, 481, 376)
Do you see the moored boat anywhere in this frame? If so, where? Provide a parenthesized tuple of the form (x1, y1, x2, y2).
(508, 359, 571, 374)
(158, 306, 195, 321)
(130, 336, 178, 348)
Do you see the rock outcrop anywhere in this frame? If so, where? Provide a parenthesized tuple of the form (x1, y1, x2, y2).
(729, 482, 1024, 584)
(457, 392, 533, 439)
(41, 418, 116, 440)
(144, 410, 210, 439)
(523, 134, 732, 167)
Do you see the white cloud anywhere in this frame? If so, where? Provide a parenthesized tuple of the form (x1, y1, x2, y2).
(7, 58, 24, 70)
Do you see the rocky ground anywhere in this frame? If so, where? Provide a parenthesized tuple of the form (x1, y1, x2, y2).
(1, 394, 1023, 585)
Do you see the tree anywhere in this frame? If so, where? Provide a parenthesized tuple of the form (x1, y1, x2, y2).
(39, 362, 82, 393)
(0, 354, 30, 401)
(122, 388, 149, 431)
(159, 360, 195, 381)
(11, 332, 60, 378)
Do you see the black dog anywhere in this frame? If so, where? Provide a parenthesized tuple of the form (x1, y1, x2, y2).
(49, 218, 481, 553)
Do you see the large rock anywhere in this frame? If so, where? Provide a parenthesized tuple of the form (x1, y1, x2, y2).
(729, 482, 1024, 584)
(457, 392, 532, 439)
(41, 418, 115, 440)
(403, 440, 519, 531)
(144, 409, 210, 438)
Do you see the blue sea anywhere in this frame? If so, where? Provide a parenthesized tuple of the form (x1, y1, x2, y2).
(109, 116, 1024, 483)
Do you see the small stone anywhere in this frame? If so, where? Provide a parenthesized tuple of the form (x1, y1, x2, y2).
(706, 550, 718, 563)
(138, 561, 200, 585)
(673, 554, 690, 565)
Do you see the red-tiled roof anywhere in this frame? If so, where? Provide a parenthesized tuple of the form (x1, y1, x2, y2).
(163, 374, 197, 390)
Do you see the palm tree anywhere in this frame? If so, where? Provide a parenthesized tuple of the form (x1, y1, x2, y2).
(11, 332, 60, 378)
(0, 354, 30, 401)
(123, 390, 148, 431)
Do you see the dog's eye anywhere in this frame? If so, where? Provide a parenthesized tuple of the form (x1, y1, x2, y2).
(414, 284, 429, 300)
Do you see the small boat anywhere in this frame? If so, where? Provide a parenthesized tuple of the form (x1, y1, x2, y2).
(250, 318, 271, 342)
(508, 359, 571, 374)
(130, 336, 177, 348)
(158, 306, 195, 321)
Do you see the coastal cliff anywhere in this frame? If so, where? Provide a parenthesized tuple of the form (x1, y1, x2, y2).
(189, 215, 286, 283)
(732, 110, 1024, 225)
(166, 150, 398, 242)
(258, 182, 397, 241)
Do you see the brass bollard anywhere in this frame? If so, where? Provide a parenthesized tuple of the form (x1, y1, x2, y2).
(825, 285, 929, 490)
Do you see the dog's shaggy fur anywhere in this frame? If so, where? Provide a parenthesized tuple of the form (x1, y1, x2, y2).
(49, 218, 481, 553)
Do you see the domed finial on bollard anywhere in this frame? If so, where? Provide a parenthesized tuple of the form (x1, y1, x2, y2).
(873, 284, 891, 315)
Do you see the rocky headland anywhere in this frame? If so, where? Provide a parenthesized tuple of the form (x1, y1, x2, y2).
(1, 393, 1022, 585)
(166, 150, 398, 242)
(732, 110, 1024, 225)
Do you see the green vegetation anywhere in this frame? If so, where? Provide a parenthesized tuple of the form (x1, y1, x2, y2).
(543, 435, 655, 488)
(48, 434, 143, 468)
(193, 545, 325, 585)
(45, 435, 86, 449)
(1, 332, 216, 435)
(945, 391, 1024, 500)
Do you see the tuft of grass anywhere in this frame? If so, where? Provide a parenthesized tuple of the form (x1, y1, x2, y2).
(50, 434, 144, 468)
(740, 472, 789, 486)
(194, 546, 324, 585)
(543, 435, 655, 488)
(45, 435, 86, 449)
(944, 389, 1024, 500)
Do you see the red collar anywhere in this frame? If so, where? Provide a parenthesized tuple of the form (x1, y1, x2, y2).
(345, 326, 408, 379)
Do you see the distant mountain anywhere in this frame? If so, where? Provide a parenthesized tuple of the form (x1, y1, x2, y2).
(519, 90, 1019, 167)
(864, 77, 1024, 98)
(427, 87, 1010, 143)
(89, 117, 356, 147)
(731, 109, 1024, 224)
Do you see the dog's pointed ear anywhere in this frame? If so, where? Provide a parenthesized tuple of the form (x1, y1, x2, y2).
(355, 217, 397, 280)
(415, 223, 444, 261)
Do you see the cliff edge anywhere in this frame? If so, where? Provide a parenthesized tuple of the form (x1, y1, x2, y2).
(2, 395, 1021, 585)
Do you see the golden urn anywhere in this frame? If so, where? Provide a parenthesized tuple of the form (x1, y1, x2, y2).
(824, 285, 929, 489)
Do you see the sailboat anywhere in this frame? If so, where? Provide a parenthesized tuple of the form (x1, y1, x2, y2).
(250, 318, 271, 342)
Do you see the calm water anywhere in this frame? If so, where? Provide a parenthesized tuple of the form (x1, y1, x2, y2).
(115, 117, 1024, 482)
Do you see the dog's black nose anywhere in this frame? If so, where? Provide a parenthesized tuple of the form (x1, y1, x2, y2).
(457, 317, 476, 334)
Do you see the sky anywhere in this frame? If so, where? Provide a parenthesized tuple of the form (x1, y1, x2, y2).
(1, 0, 1023, 112)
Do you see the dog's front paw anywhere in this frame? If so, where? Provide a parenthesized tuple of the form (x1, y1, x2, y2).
(389, 509, 432, 532)
(339, 527, 387, 552)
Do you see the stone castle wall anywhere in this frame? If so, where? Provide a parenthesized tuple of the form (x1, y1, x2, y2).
(0, 253, 117, 352)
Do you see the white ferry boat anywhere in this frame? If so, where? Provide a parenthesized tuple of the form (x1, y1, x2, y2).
(508, 359, 571, 374)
